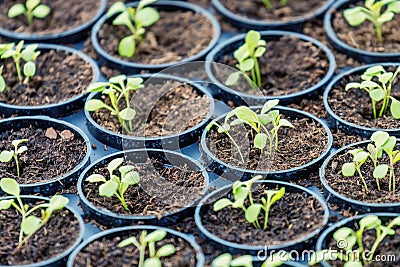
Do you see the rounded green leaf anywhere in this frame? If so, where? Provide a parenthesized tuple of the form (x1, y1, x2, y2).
(86, 82, 108, 92)
(107, 158, 124, 173)
(245, 203, 262, 223)
(261, 99, 279, 114)
(23, 61, 36, 77)
(99, 180, 118, 197)
(378, 72, 393, 84)
(353, 151, 369, 163)
(32, 4, 50, 18)
(371, 131, 390, 147)
(21, 215, 41, 235)
(121, 171, 140, 185)
(144, 229, 167, 242)
(333, 227, 353, 241)
(369, 88, 385, 102)
(143, 258, 161, 267)
(0, 178, 20, 197)
(156, 244, 176, 257)
(8, 4, 26, 18)
(119, 108, 136, 121)
(342, 162, 356, 177)
(212, 253, 232, 267)
(112, 11, 131, 27)
(135, 7, 159, 27)
(254, 47, 266, 58)
(360, 80, 379, 89)
(388, 1, 400, 12)
(359, 215, 380, 230)
(119, 165, 135, 176)
(373, 164, 389, 179)
(278, 119, 294, 128)
(17, 146, 28, 154)
(119, 35, 136, 58)
(390, 97, 400, 119)
(86, 174, 107, 183)
(48, 195, 69, 212)
(382, 136, 396, 152)
(213, 198, 232, 211)
(254, 133, 268, 150)
(225, 71, 241, 86)
(85, 99, 109, 111)
(118, 236, 137, 247)
(0, 199, 14, 210)
(0, 150, 14, 162)
(26, 0, 40, 10)
(377, 11, 394, 24)
(217, 124, 230, 133)
(109, 75, 127, 85)
(239, 58, 255, 72)
(343, 7, 368, 26)
(106, 1, 127, 17)
(231, 255, 253, 266)
(345, 82, 361, 91)
(245, 30, 261, 50)
(0, 75, 6, 92)
(365, 65, 385, 75)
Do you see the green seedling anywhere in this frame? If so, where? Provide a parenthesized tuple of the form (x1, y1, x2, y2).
(212, 252, 290, 267)
(262, 0, 288, 9)
(118, 229, 176, 267)
(0, 178, 69, 248)
(225, 30, 267, 90)
(85, 157, 140, 211)
(106, 0, 160, 58)
(343, 0, 400, 43)
(85, 75, 144, 133)
(0, 139, 28, 177)
(345, 65, 400, 119)
(8, 0, 50, 27)
(213, 175, 285, 230)
(309, 215, 400, 266)
(0, 66, 6, 92)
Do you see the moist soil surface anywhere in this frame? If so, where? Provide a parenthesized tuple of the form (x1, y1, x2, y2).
(73, 229, 198, 267)
(216, 35, 329, 96)
(206, 115, 329, 171)
(0, 49, 94, 106)
(0, 200, 80, 265)
(201, 183, 326, 246)
(0, 126, 86, 185)
(219, 0, 327, 22)
(328, 66, 400, 129)
(92, 81, 211, 136)
(332, 2, 400, 53)
(0, 0, 101, 35)
(83, 158, 206, 217)
(323, 143, 400, 204)
(98, 10, 214, 65)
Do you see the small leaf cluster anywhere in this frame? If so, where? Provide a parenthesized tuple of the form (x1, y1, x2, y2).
(107, 0, 160, 58)
(262, 0, 288, 9)
(342, 131, 400, 192)
(0, 139, 28, 177)
(8, 0, 51, 26)
(213, 252, 290, 267)
(344, 0, 400, 43)
(118, 229, 176, 267)
(86, 157, 140, 211)
(345, 65, 400, 119)
(85, 75, 144, 133)
(213, 175, 285, 230)
(0, 178, 69, 248)
(309, 215, 400, 266)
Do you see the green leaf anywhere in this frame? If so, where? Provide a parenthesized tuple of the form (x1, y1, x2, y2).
(11, 139, 28, 148)
(113, 10, 131, 26)
(378, 11, 395, 24)
(359, 215, 380, 230)
(135, 7, 159, 27)
(156, 244, 176, 257)
(144, 230, 167, 243)
(231, 255, 253, 266)
(217, 124, 230, 133)
(270, 187, 285, 205)
(232, 186, 249, 208)
(87, 82, 108, 92)
(239, 58, 255, 72)
(353, 151, 369, 163)
(360, 80, 379, 89)
(254, 133, 268, 150)
(245, 30, 261, 50)
(258, 114, 273, 125)
(121, 171, 140, 185)
(213, 198, 232, 211)
(365, 65, 385, 75)
(278, 119, 294, 128)
(382, 136, 396, 153)
(212, 253, 232, 267)
(232, 106, 258, 123)
(47, 195, 69, 213)
(0, 75, 6, 92)
(0, 178, 20, 197)
(390, 216, 400, 226)
(99, 180, 118, 197)
(343, 7, 368, 26)
(106, 1, 127, 17)
(118, 236, 137, 247)
(365, 0, 375, 9)
(245, 203, 262, 223)
(8, 4, 26, 18)
(119, 107, 136, 121)
(86, 174, 107, 183)
(21, 215, 41, 235)
(379, 72, 393, 84)
(23, 61, 36, 77)
(0, 199, 14, 210)
(349, 148, 364, 156)
(26, 0, 40, 10)
(333, 227, 353, 241)
(369, 88, 385, 102)
(254, 47, 266, 58)
(32, 4, 50, 18)
(342, 162, 356, 177)
(119, 35, 136, 58)
(345, 82, 361, 91)
(85, 99, 110, 111)
(225, 71, 241, 86)
(119, 165, 135, 176)
(387, 1, 400, 12)
(393, 152, 400, 164)
(1, 50, 17, 59)
(109, 75, 127, 85)
(17, 146, 28, 154)
(0, 150, 14, 162)
(371, 131, 390, 147)
(107, 158, 124, 174)
(373, 164, 389, 179)
(233, 45, 250, 62)
(261, 100, 279, 114)
(143, 258, 161, 267)
(390, 97, 400, 119)
(126, 77, 144, 88)
(137, 0, 158, 10)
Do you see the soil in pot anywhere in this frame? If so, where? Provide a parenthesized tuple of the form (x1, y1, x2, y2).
(0, 200, 80, 265)
(328, 66, 400, 129)
(99, 10, 214, 64)
(0, 125, 86, 185)
(0, 49, 94, 106)
(0, 0, 101, 35)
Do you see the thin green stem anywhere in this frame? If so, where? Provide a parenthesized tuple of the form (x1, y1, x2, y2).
(14, 58, 22, 82)
(357, 166, 369, 192)
(13, 154, 20, 177)
(253, 57, 262, 88)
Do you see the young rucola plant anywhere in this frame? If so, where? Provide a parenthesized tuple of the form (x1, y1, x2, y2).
(0, 139, 28, 177)
(8, 0, 50, 27)
(214, 175, 285, 230)
(118, 229, 176, 267)
(342, 131, 400, 192)
(85, 157, 140, 211)
(85, 75, 144, 133)
(309, 215, 400, 266)
(262, 0, 288, 9)
(344, 0, 400, 43)
(0, 178, 69, 248)
(107, 0, 160, 58)
(225, 30, 267, 90)
(212, 252, 290, 267)
(345, 65, 400, 119)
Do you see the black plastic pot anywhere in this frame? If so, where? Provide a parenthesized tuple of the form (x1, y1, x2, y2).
(0, 195, 85, 267)
(320, 140, 400, 213)
(0, 44, 100, 118)
(324, 63, 400, 138)
(85, 73, 215, 150)
(212, 0, 334, 31)
(200, 106, 333, 181)
(195, 180, 330, 255)
(0, 116, 91, 196)
(78, 148, 209, 227)
(324, 0, 400, 63)
(0, 0, 106, 44)
(205, 30, 336, 107)
(91, 1, 221, 74)
(67, 225, 205, 267)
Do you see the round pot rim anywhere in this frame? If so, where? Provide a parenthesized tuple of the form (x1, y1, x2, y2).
(205, 30, 336, 101)
(324, 0, 400, 58)
(77, 148, 210, 221)
(0, 0, 107, 41)
(320, 139, 400, 208)
(0, 195, 85, 267)
(67, 225, 205, 267)
(200, 105, 333, 175)
(84, 73, 216, 142)
(91, 0, 221, 69)
(0, 116, 91, 188)
(323, 62, 400, 134)
(0, 44, 100, 112)
(212, 0, 335, 27)
(194, 180, 330, 251)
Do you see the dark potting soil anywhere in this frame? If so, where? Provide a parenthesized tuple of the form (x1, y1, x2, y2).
(73, 230, 198, 267)
(328, 66, 400, 129)
(98, 10, 214, 65)
(0, 49, 94, 106)
(289, 95, 327, 119)
(92, 81, 211, 136)
(331, 127, 366, 149)
(201, 183, 326, 246)
(206, 117, 329, 171)
(219, 0, 326, 22)
(332, 2, 400, 53)
(83, 158, 206, 217)
(0, 126, 86, 185)
(0, 201, 80, 265)
(216, 36, 329, 96)
(0, 0, 101, 35)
